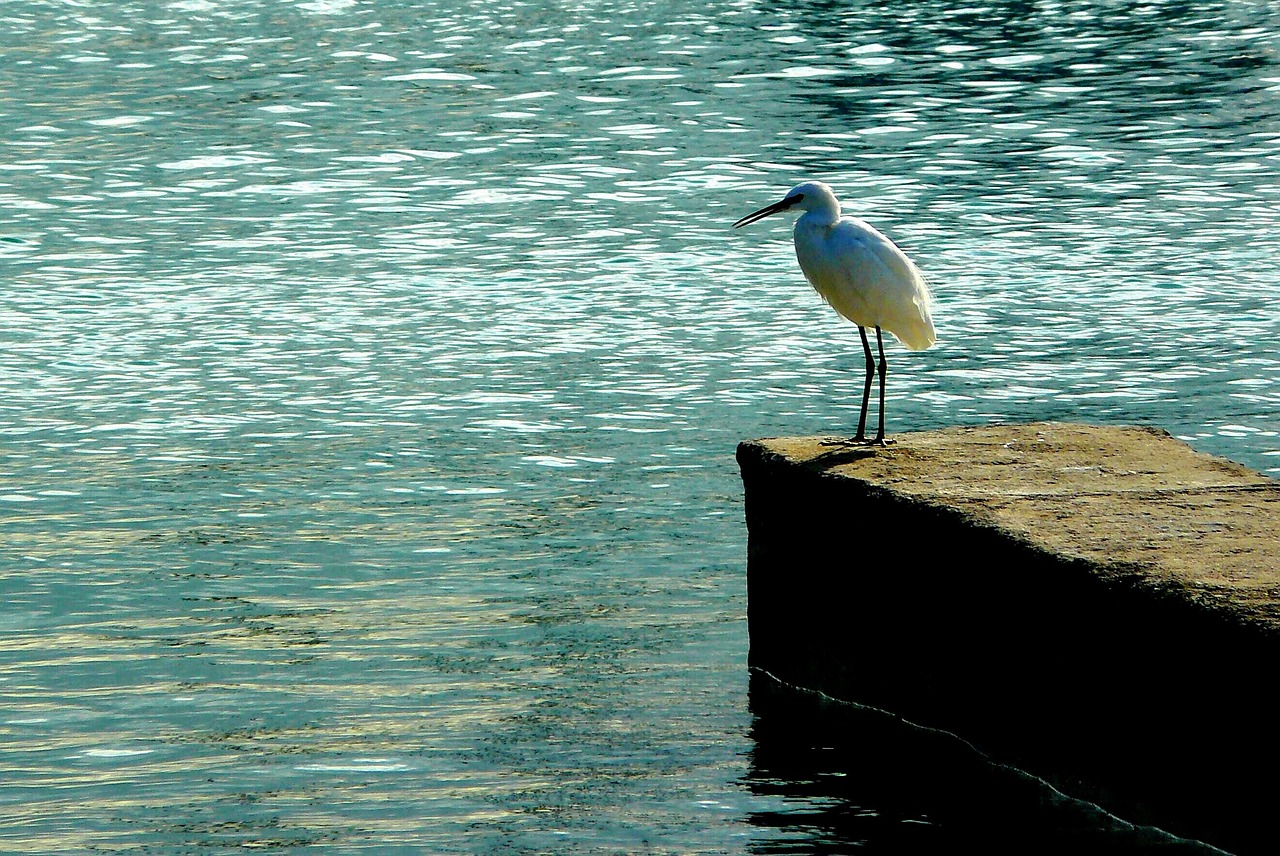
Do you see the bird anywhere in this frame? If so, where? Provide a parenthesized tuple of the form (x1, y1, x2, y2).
(733, 181, 935, 445)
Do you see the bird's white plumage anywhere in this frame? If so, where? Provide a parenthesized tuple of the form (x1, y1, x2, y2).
(787, 182, 935, 351)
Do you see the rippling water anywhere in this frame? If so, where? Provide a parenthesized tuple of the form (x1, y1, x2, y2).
(2, 1, 1278, 852)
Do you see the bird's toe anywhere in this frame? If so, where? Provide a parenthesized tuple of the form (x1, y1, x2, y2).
(820, 436, 891, 448)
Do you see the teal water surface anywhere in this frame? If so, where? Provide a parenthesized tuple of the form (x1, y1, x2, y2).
(2, 1, 1278, 852)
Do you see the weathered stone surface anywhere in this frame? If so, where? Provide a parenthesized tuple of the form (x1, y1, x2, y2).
(739, 422, 1280, 856)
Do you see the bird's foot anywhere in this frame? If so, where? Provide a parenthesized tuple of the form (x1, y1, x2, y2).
(820, 435, 892, 448)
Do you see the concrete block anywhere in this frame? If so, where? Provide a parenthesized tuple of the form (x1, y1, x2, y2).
(738, 423, 1280, 855)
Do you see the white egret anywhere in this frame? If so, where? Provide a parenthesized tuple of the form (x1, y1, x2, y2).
(733, 181, 935, 444)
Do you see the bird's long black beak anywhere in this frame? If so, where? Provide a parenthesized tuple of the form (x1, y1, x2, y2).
(732, 192, 804, 228)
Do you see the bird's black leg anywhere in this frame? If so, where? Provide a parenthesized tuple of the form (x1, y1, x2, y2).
(874, 325, 893, 445)
(855, 325, 875, 442)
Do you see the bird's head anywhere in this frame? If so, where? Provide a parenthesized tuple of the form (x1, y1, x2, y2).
(733, 181, 840, 228)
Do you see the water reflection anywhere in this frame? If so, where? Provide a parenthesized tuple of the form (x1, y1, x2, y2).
(746, 672, 1225, 855)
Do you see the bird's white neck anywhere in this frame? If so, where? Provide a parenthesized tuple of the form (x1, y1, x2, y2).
(797, 193, 841, 227)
